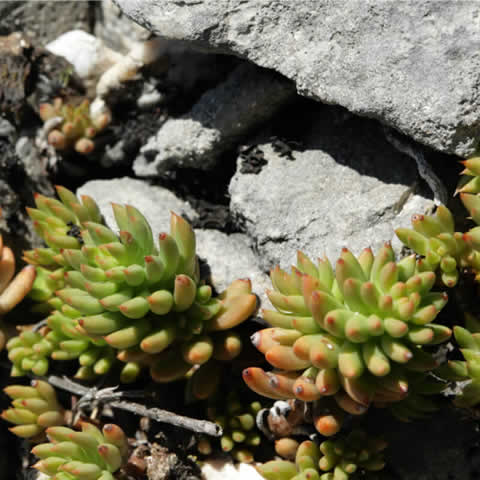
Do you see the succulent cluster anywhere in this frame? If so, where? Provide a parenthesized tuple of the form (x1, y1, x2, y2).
(39, 98, 111, 154)
(396, 157, 480, 286)
(32, 422, 129, 480)
(8, 187, 257, 383)
(0, 211, 36, 349)
(436, 314, 480, 408)
(244, 244, 450, 434)
(259, 432, 386, 480)
(395, 206, 465, 287)
(457, 156, 480, 201)
(201, 392, 263, 463)
(2, 380, 65, 439)
(5, 150, 480, 480)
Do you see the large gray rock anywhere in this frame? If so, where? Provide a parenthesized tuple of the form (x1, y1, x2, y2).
(77, 177, 197, 234)
(134, 63, 294, 175)
(114, 0, 480, 157)
(229, 105, 435, 272)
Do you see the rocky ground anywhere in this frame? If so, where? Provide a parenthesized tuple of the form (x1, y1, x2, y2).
(0, 1, 479, 479)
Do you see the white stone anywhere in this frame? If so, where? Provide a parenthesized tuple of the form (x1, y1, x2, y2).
(201, 458, 264, 480)
(46, 30, 122, 80)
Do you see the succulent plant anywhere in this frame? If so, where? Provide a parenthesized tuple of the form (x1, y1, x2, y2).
(396, 158, 480, 287)
(258, 433, 386, 480)
(244, 243, 450, 434)
(316, 431, 387, 480)
(0, 210, 36, 349)
(39, 98, 111, 154)
(201, 392, 264, 463)
(436, 314, 480, 408)
(186, 330, 244, 400)
(274, 437, 300, 460)
(7, 328, 52, 376)
(10, 187, 257, 381)
(395, 206, 467, 287)
(2, 380, 65, 439)
(457, 156, 480, 198)
(32, 422, 129, 480)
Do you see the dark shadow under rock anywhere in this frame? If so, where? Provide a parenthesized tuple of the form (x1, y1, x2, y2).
(367, 406, 480, 480)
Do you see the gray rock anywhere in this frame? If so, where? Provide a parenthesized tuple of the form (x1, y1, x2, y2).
(229, 105, 435, 272)
(195, 229, 271, 307)
(76, 177, 197, 235)
(114, 0, 480, 157)
(94, 0, 151, 53)
(134, 63, 294, 176)
(0, 1, 91, 46)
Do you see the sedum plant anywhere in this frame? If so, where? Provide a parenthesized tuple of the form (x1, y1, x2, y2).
(243, 243, 451, 435)
(8, 187, 257, 382)
(316, 431, 386, 480)
(32, 422, 129, 480)
(202, 392, 263, 463)
(187, 331, 244, 400)
(258, 432, 386, 480)
(39, 98, 111, 155)
(2, 380, 65, 439)
(436, 314, 480, 408)
(395, 206, 466, 287)
(396, 156, 480, 287)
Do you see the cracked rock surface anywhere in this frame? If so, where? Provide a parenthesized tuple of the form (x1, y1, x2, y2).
(229, 105, 435, 271)
(114, 0, 480, 157)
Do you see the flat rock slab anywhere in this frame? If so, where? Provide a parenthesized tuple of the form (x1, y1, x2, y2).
(229, 105, 435, 272)
(115, 0, 480, 157)
(77, 177, 197, 235)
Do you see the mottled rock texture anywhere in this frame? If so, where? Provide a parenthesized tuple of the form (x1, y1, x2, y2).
(229, 105, 435, 271)
(114, 0, 480, 157)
